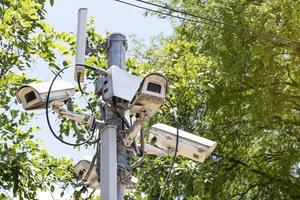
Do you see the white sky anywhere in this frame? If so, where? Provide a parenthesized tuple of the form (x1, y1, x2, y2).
(27, 0, 172, 162)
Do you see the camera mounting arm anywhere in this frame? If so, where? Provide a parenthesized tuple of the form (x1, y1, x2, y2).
(122, 111, 148, 147)
(143, 143, 171, 157)
(50, 101, 102, 130)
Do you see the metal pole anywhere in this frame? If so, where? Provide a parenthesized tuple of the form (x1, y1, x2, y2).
(107, 33, 127, 70)
(100, 33, 128, 200)
(100, 125, 118, 200)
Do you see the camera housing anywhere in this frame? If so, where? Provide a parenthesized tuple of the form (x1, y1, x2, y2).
(149, 123, 217, 162)
(129, 73, 167, 116)
(100, 66, 167, 115)
(16, 80, 75, 110)
(74, 158, 138, 191)
(122, 73, 167, 147)
(74, 158, 100, 189)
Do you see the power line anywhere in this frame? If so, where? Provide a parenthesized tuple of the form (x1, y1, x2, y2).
(115, 0, 223, 30)
(117, 0, 300, 44)
(138, 0, 300, 44)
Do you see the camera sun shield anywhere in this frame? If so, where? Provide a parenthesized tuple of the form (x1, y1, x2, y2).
(16, 80, 75, 110)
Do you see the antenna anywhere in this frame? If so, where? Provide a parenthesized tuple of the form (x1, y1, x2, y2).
(74, 8, 88, 83)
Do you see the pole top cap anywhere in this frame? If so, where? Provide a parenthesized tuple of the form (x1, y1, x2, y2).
(105, 32, 128, 50)
(109, 32, 126, 40)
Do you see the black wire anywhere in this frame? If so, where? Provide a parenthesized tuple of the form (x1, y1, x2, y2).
(131, 129, 146, 169)
(112, 97, 130, 128)
(76, 63, 96, 71)
(67, 99, 102, 145)
(115, 0, 222, 29)
(132, 140, 140, 156)
(45, 66, 95, 147)
(83, 152, 98, 182)
(67, 100, 93, 139)
(71, 64, 105, 145)
(158, 99, 179, 200)
(136, 0, 300, 44)
(75, 63, 108, 77)
(75, 63, 100, 134)
(129, 115, 133, 126)
(83, 189, 96, 200)
(116, 0, 300, 44)
(140, 128, 145, 155)
(77, 75, 95, 113)
(87, 129, 104, 144)
(75, 63, 102, 73)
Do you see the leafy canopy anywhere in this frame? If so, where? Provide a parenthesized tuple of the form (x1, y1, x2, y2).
(127, 0, 300, 199)
(0, 0, 80, 199)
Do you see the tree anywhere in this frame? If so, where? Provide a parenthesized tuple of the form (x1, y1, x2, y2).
(0, 0, 77, 198)
(128, 0, 300, 199)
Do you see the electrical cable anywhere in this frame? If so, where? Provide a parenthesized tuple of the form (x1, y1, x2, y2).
(86, 129, 104, 144)
(75, 63, 108, 76)
(158, 99, 179, 200)
(115, 0, 203, 25)
(112, 97, 130, 128)
(131, 128, 146, 169)
(131, 153, 146, 169)
(140, 128, 145, 156)
(77, 74, 95, 113)
(129, 115, 133, 126)
(66, 102, 102, 145)
(67, 99, 102, 145)
(67, 100, 93, 139)
(116, 0, 299, 44)
(98, 102, 106, 120)
(114, 0, 224, 30)
(45, 66, 95, 146)
(74, 64, 110, 144)
(132, 140, 141, 157)
(135, 0, 300, 44)
(83, 189, 96, 200)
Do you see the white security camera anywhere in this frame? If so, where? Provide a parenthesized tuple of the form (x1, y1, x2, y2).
(149, 123, 217, 162)
(122, 73, 167, 147)
(129, 73, 167, 116)
(16, 80, 75, 110)
(74, 158, 138, 191)
(101, 66, 167, 113)
(100, 67, 168, 148)
(74, 158, 100, 189)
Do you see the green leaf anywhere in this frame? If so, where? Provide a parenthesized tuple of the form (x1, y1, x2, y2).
(50, 0, 54, 6)
(50, 185, 55, 193)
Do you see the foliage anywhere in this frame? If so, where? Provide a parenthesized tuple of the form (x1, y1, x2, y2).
(128, 0, 300, 199)
(0, 0, 79, 199)
(2, 0, 299, 199)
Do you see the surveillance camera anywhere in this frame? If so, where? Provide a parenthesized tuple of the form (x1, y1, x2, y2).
(16, 80, 75, 110)
(149, 123, 217, 162)
(100, 66, 167, 113)
(129, 73, 167, 116)
(74, 158, 100, 189)
(74, 158, 138, 192)
(122, 73, 167, 147)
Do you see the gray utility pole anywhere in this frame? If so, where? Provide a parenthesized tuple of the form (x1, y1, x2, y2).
(99, 33, 130, 200)
(75, 9, 133, 198)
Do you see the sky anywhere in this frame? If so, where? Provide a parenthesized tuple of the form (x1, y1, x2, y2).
(27, 0, 172, 163)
